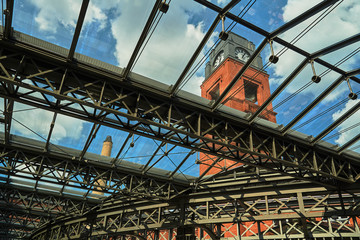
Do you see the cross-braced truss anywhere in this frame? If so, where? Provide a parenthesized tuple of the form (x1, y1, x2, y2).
(31, 174, 360, 239)
(1, 0, 360, 239)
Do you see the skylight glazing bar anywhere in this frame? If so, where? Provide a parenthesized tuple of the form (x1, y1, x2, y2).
(338, 133, 360, 154)
(3, 0, 13, 39)
(111, 132, 133, 164)
(311, 33, 360, 59)
(122, 0, 162, 79)
(68, 0, 89, 60)
(168, 150, 195, 179)
(282, 75, 345, 134)
(170, 15, 220, 96)
(79, 123, 101, 160)
(170, 0, 241, 96)
(142, 141, 166, 172)
(283, 68, 360, 134)
(311, 101, 360, 144)
(270, 0, 340, 38)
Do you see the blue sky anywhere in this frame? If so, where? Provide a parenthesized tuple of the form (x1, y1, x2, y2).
(4, 0, 360, 176)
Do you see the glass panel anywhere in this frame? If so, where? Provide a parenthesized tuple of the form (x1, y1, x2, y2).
(180, 150, 198, 177)
(291, 80, 350, 137)
(12, 0, 82, 49)
(230, 0, 290, 32)
(85, 125, 131, 158)
(348, 139, 360, 154)
(131, 0, 216, 88)
(10, 102, 89, 151)
(278, 1, 359, 53)
(271, 66, 343, 129)
(11, 102, 50, 142)
(1, 0, 5, 26)
(319, 99, 360, 148)
(76, 0, 154, 67)
(320, 42, 360, 72)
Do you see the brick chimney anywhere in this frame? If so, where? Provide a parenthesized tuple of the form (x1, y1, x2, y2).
(101, 135, 112, 157)
(93, 136, 113, 196)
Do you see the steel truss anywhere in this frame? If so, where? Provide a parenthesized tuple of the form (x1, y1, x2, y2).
(0, 139, 189, 201)
(0, 42, 359, 188)
(31, 173, 360, 239)
(0, 185, 97, 239)
(1, 0, 360, 238)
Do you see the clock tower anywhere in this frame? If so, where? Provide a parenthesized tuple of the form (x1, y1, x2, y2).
(197, 32, 277, 238)
(199, 32, 276, 176)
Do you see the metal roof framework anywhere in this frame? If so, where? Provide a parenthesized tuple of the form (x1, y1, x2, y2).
(0, 0, 360, 238)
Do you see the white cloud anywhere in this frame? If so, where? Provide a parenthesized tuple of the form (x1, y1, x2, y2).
(110, 0, 208, 89)
(217, 0, 231, 7)
(29, 0, 111, 33)
(11, 102, 84, 143)
(331, 99, 360, 145)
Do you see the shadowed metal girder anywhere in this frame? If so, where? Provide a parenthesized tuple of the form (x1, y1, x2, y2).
(68, 0, 89, 60)
(31, 173, 360, 239)
(3, 0, 14, 39)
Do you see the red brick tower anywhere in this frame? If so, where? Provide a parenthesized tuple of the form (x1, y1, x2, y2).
(198, 32, 277, 238)
(199, 32, 276, 176)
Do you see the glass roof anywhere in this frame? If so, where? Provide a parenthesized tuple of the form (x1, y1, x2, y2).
(2, 0, 360, 185)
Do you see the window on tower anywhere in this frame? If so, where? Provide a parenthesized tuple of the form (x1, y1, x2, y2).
(209, 84, 220, 101)
(244, 80, 258, 104)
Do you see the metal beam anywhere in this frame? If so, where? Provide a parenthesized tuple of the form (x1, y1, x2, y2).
(311, 101, 360, 144)
(312, 33, 360, 59)
(68, 0, 89, 60)
(3, 97, 13, 144)
(111, 132, 133, 164)
(170, 16, 221, 96)
(31, 185, 360, 239)
(3, 0, 14, 39)
(168, 150, 195, 179)
(122, 0, 162, 79)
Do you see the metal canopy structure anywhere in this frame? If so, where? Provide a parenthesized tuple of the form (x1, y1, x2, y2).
(0, 0, 360, 239)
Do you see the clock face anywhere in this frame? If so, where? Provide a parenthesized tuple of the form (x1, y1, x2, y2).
(235, 48, 250, 62)
(213, 51, 224, 68)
